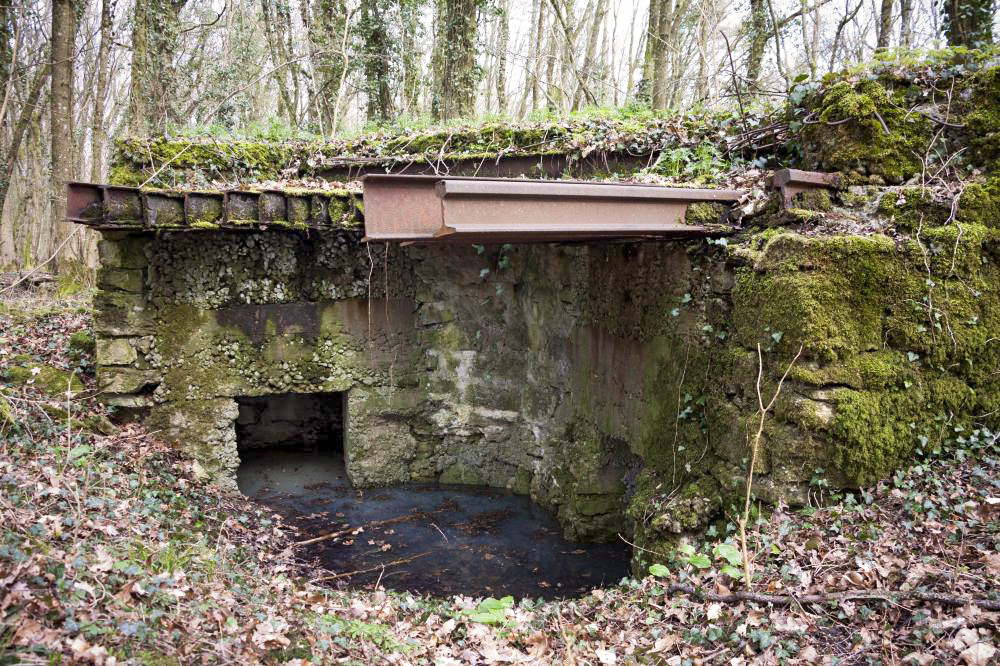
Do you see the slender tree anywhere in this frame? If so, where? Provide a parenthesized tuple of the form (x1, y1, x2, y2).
(432, 0, 480, 119)
(358, 0, 394, 123)
(399, 0, 423, 116)
(876, 0, 893, 48)
(51, 0, 75, 266)
(303, 0, 348, 133)
(495, 0, 509, 113)
(899, 0, 914, 46)
(91, 0, 114, 183)
(129, 0, 188, 135)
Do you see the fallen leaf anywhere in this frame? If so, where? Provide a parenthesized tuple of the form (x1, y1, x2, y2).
(595, 648, 616, 664)
(960, 642, 996, 666)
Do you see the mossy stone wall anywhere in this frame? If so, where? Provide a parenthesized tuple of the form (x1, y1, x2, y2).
(92, 205, 1000, 568)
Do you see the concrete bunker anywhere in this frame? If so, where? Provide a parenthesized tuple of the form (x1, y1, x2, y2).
(70, 161, 1000, 580)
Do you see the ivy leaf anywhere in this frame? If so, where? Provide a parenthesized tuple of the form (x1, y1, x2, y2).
(687, 553, 712, 569)
(648, 563, 670, 578)
(713, 542, 742, 567)
(68, 445, 92, 462)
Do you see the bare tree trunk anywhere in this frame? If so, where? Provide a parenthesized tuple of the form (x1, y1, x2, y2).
(876, 0, 892, 49)
(0, 63, 49, 242)
(641, 0, 660, 103)
(576, 0, 606, 107)
(942, 0, 994, 47)
(652, 0, 677, 108)
(496, 0, 508, 113)
(304, 0, 347, 133)
(899, 0, 913, 46)
(400, 0, 421, 116)
(544, 13, 558, 110)
(91, 0, 113, 183)
(744, 0, 769, 87)
(129, 0, 188, 136)
(360, 0, 393, 122)
(51, 0, 75, 267)
(0, 1, 12, 99)
(531, 0, 545, 111)
(260, 0, 297, 124)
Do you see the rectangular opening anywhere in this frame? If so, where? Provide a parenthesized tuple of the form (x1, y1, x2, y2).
(235, 392, 346, 460)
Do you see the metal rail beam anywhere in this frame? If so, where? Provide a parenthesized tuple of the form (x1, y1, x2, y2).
(773, 169, 841, 208)
(66, 182, 362, 230)
(361, 174, 744, 242)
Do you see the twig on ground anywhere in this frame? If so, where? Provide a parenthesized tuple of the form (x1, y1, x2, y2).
(666, 583, 1000, 611)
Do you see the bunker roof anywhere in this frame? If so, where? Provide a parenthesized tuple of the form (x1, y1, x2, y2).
(68, 170, 836, 242)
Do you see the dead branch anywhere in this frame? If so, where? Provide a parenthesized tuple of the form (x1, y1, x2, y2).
(311, 551, 433, 582)
(667, 583, 1000, 611)
(293, 513, 429, 546)
(740, 343, 803, 588)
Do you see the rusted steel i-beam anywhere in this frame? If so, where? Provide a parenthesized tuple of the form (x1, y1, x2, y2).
(361, 174, 745, 242)
(66, 182, 362, 230)
(772, 169, 841, 208)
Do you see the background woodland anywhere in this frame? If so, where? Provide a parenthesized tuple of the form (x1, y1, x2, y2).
(0, 0, 996, 270)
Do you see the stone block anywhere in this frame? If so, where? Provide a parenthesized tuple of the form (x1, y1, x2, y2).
(94, 291, 152, 336)
(98, 237, 148, 269)
(99, 367, 161, 394)
(103, 394, 154, 409)
(97, 267, 145, 293)
(96, 338, 138, 366)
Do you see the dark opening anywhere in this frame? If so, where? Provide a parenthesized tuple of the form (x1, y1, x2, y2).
(235, 392, 346, 459)
(235, 390, 632, 599)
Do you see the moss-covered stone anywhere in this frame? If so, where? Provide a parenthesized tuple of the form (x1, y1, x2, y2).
(686, 202, 725, 225)
(2, 363, 85, 395)
(798, 79, 934, 183)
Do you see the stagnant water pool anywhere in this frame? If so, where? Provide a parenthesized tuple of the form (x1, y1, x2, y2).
(237, 450, 632, 599)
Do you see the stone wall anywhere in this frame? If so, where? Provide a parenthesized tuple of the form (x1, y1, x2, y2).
(93, 185, 1000, 566)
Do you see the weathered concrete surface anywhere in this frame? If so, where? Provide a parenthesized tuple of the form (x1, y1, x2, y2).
(92, 186, 1000, 567)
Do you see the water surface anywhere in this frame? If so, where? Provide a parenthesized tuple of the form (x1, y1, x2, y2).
(237, 449, 631, 599)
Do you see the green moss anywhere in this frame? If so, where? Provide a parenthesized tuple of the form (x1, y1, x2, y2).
(798, 79, 933, 183)
(2, 363, 85, 395)
(789, 350, 914, 389)
(791, 189, 833, 212)
(733, 233, 902, 361)
(830, 375, 975, 485)
(961, 68, 1000, 166)
(68, 330, 96, 354)
(112, 137, 297, 187)
(0, 391, 11, 426)
(686, 202, 724, 225)
(876, 188, 950, 231)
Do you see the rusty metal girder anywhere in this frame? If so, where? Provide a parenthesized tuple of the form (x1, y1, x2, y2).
(66, 182, 362, 230)
(772, 169, 841, 208)
(361, 175, 744, 242)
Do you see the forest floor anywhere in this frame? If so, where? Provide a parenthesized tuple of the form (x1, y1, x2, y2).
(1, 289, 999, 665)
